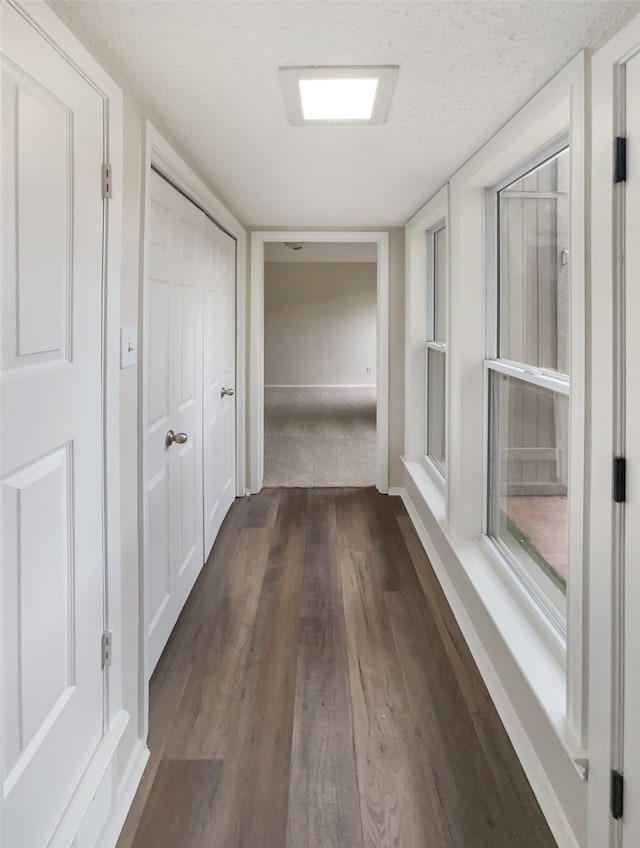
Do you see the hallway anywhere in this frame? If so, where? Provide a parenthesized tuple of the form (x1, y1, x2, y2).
(117, 488, 555, 848)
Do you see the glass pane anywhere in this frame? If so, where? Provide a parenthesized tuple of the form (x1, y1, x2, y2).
(488, 372, 568, 618)
(498, 148, 569, 373)
(427, 348, 446, 473)
(433, 226, 446, 343)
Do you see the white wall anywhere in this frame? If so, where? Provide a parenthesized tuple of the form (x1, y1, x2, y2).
(264, 261, 377, 386)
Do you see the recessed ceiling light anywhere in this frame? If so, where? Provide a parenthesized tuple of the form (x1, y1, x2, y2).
(279, 66, 398, 126)
(299, 78, 378, 121)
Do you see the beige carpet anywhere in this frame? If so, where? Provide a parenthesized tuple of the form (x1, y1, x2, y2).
(264, 387, 377, 487)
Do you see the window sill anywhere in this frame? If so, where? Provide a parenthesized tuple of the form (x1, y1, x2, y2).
(402, 459, 588, 780)
(403, 457, 446, 522)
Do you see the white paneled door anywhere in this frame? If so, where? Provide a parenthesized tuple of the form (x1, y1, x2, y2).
(145, 172, 236, 675)
(1, 6, 106, 848)
(624, 47, 640, 848)
(145, 172, 205, 674)
(203, 220, 237, 557)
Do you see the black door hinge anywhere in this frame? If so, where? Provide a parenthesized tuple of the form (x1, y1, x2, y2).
(615, 137, 627, 183)
(612, 770, 624, 820)
(614, 456, 626, 503)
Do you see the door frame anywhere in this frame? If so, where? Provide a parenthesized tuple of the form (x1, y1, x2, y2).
(1, 2, 126, 845)
(250, 230, 390, 494)
(590, 13, 640, 848)
(138, 122, 247, 736)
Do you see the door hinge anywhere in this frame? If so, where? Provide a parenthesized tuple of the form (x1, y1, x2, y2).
(102, 163, 113, 199)
(614, 456, 626, 503)
(101, 630, 113, 668)
(615, 137, 627, 183)
(612, 770, 624, 820)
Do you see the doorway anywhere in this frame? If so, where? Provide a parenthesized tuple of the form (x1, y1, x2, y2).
(250, 231, 390, 493)
(263, 242, 377, 487)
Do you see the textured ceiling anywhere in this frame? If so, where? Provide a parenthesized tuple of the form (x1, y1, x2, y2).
(50, 0, 638, 227)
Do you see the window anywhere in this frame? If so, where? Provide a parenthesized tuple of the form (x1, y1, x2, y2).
(425, 222, 447, 476)
(486, 147, 570, 625)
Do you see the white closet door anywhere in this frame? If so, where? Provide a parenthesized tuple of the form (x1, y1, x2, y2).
(624, 48, 640, 848)
(203, 221, 237, 557)
(145, 172, 204, 674)
(1, 6, 105, 847)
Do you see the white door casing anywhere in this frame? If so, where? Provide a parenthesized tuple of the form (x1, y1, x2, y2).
(203, 221, 237, 557)
(249, 230, 389, 494)
(145, 171, 205, 675)
(623, 46, 640, 848)
(1, 5, 106, 846)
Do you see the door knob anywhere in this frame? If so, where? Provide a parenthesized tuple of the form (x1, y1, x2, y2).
(221, 387, 235, 397)
(165, 430, 188, 447)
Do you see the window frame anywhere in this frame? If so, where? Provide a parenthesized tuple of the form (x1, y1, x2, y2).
(442, 55, 586, 758)
(425, 218, 447, 479)
(484, 141, 572, 635)
(404, 185, 449, 513)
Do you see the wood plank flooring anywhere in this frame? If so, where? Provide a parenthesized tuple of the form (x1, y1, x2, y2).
(117, 488, 556, 848)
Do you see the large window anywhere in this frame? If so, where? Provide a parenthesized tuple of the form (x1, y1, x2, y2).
(425, 223, 447, 476)
(487, 147, 570, 625)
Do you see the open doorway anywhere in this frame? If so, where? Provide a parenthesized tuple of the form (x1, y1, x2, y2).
(263, 241, 377, 486)
(250, 231, 389, 493)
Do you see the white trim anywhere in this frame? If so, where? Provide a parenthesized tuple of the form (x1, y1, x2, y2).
(138, 122, 248, 736)
(388, 486, 404, 497)
(404, 186, 449, 472)
(264, 383, 376, 389)
(250, 230, 389, 494)
(95, 742, 150, 848)
(590, 14, 640, 848)
(398, 480, 582, 848)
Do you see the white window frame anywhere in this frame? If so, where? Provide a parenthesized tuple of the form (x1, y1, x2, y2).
(404, 186, 449, 513)
(484, 142, 572, 634)
(446, 53, 587, 760)
(425, 219, 447, 479)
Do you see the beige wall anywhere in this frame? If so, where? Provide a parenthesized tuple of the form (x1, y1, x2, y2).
(264, 262, 377, 386)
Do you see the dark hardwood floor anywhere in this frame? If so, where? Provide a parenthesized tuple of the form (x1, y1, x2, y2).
(117, 488, 556, 848)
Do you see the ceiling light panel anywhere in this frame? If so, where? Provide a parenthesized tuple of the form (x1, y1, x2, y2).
(299, 78, 378, 120)
(280, 66, 398, 126)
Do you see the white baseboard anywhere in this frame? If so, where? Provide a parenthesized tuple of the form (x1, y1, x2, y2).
(264, 384, 376, 389)
(388, 486, 404, 496)
(399, 485, 580, 848)
(96, 740, 150, 848)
